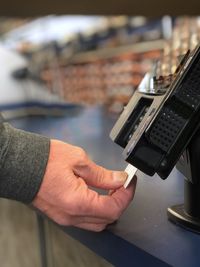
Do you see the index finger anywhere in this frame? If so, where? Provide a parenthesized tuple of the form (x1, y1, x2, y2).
(80, 176, 137, 220)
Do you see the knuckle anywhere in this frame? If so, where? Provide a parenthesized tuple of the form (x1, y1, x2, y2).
(66, 203, 78, 216)
(67, 209, 77, 217)
(67, 199, 86, 216)
(75, 147, 88, 162)
(60, 196, 79, 216)
(96, 167, 105, 183)
(56, 218, 66, 226)
(55, 216, 71, 226)
(93, 224, 106, 232)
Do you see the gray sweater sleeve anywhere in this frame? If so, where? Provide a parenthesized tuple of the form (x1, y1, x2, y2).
(0, 122, 50, 203)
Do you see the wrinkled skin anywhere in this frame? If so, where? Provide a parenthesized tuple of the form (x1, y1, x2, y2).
(33, 140, 137, 232)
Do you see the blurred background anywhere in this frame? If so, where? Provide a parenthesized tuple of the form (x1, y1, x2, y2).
(1, 14, 200, 267)
(1, 16, 200, 118)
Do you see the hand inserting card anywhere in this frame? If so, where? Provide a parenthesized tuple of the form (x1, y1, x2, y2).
(124, 164, 138, 188)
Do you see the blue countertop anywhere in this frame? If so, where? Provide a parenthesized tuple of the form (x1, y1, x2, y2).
(10, 106, 200, 267)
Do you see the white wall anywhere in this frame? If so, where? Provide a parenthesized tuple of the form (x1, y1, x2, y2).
(0, 45, 62, 105)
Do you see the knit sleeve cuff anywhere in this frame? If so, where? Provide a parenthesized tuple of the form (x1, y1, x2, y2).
(0, 123, 50, 203)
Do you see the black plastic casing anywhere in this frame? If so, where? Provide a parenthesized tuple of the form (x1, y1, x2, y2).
(127, 47, 200, 178)
(112, 45, 200, 179)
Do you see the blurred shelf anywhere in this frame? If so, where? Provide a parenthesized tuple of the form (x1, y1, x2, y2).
(68, 39, 164, 64)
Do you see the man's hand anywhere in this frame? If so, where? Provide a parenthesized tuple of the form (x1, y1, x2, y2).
(33, 140, 137, 232)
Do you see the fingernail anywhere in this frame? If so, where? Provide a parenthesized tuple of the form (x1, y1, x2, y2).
(113, 171, 127, 184)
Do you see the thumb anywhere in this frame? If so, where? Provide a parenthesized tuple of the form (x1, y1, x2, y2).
(74, 159, 127, 189)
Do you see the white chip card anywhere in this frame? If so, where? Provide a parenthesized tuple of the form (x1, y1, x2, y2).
(124, 164, 138, 188)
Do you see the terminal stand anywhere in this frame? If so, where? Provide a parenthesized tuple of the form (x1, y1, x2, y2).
(168, 127, 200, 233)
